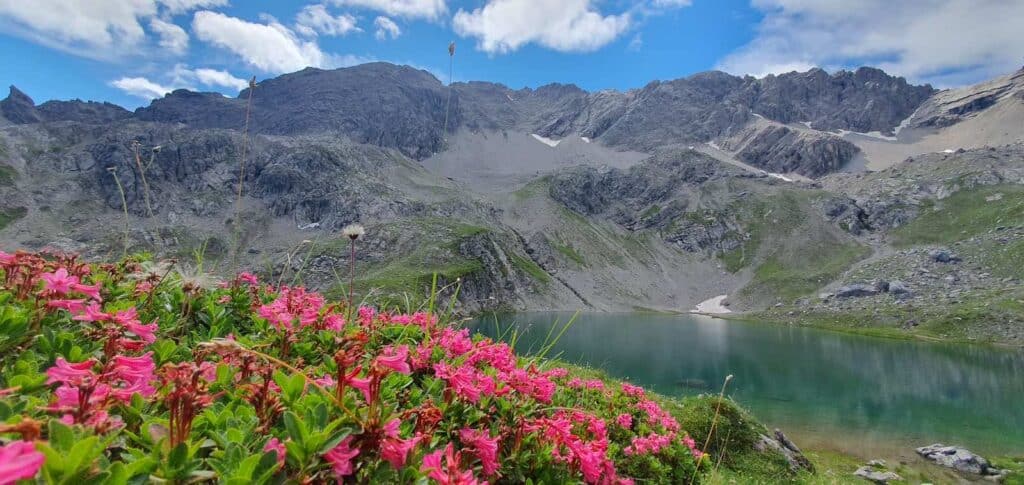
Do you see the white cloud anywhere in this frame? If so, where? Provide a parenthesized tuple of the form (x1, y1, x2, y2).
(650, 0, 691, 6)
(627, 32, 642, 52)
(0, 0, 157, 58)
(718, 0, 1024, 86)
(191, 68, 249, 91)
(192, 10, 327, 73)
(374, 16, 400, 40)
(295, 4, 360, 37)
(150, 18, 188, 54)
(453, 0, 630, 54)
(158, 0, 227, 15)
(330, 0, 446, 20)
(110, 76, 174, 99)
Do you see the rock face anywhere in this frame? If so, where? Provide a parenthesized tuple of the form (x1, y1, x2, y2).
(908, 67, 1024, 129)
(753, 429, 814, 473)
(835, 284, 879, 298)
(928, 248, 961, 263)
(915, 444, 1007, 479)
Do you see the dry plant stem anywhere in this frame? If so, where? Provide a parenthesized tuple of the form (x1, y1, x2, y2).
(132, 142, 154, 217)
(108, 168, 131, 257)
(234, 344, 364, 427)
(348, 238, 357, 310)
(232, 78, 256, 265)
(689, 375, 733, 485)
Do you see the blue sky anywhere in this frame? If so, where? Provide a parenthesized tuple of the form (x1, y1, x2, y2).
(2, 1, 1022, 109)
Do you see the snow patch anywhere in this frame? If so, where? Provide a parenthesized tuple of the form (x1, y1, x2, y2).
(693, 295, 731, 314)
(800, 121, 813, 128)
(580, 136, 591, 143)
(298, 222, 321, 230)
(943, 149, 955, 153)
(707, 141, 721, 150)
(761, 170, 795, 182)
(506, 94, 515, 102)
(752, 113, 766, 120)
(531, 134, 561, 147)
(835, 129, 897, 142)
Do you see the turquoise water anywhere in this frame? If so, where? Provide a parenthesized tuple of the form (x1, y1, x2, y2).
(469, 312, 1024, 456)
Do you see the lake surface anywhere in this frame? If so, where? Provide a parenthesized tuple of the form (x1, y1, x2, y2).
(469, 312, 1024, 456)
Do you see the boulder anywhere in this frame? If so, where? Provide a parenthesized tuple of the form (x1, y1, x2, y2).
(835, 284, 879, 298)
(915, 443, 1005, 478)
(854, 466, 901, 484)
(888, 281, 912, 298)
(928, 248, 961, 263)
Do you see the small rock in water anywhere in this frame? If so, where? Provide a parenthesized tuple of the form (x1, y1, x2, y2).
(854, 466, 901, 484)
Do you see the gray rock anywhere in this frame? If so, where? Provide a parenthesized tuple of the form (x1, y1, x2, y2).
(854, 466, 901, 484)
(928, 248, 961, 263)
(888, 281, 912, 298)
(915, 443, 1004, 477)
(836, 284, 879, 298)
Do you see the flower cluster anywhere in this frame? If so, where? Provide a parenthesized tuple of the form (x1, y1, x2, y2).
(0, 251, 705, 484)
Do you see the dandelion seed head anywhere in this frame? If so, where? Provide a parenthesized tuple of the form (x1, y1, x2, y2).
(342, 224, 365, 240)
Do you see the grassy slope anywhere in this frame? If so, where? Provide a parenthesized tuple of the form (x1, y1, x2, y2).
(891, 185, 1024, 247)
(721, 189, 869, 306)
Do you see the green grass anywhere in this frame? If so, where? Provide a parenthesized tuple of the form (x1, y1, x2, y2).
(509, 253, 551, 284)
(640, 204, 662, 219)
(743, 242, 870, 303)
(511, 176, 551, 200)
(0, 206, 27, 230)
(551, 240, 586, 266)
(891, 185, 1024, 246)
(978, 238, 1024, 280)
(717, 190, 815, 273)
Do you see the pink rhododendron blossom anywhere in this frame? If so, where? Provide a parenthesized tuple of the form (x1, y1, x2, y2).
(263, 438, 286, 468)
(374, 345, 411, 374)
(237, 272, 259, 286)
(584, 379, 605, 390)
(421, 443, 479, 485)
(40, 267, 78, 294)
(0, 440, 45, 484)
(72, 302, 111, 322)
(459, 428, 500, 476)
(615, 413, 632, 429)
(70, 282, 102, 301)
(621, 383, 644, 398)
(357, 306, 376, 326)
(323, 314, 345, 331)
(45, 358, 97, 386)
(324, 436, 360, 478)
(46, 298, 87, 314)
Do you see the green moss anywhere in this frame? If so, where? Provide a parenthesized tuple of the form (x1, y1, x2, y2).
(891, 185, 1024, 247)
(512, 176, 551, 200)
(0, 206, 27, 230)
(0, 164, 17, 186)
(641, 204, 662, 219)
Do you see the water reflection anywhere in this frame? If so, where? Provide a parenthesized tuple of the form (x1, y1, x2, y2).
(470, 312, 1024, 454)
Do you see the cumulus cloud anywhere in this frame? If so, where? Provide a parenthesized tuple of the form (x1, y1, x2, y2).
(0, 0, 157, 58)
(150, 18, 189, 54)
(650, 0, 691, 6)
(374, 16, 400, 40)
(110, 76, 174, 99)
(718, 0, 1024, 86)
(192, 11, 327, 73)
(295, 4, 360, 37)
(330, 0, 446, 20)
(191, 68, 249, 91)
(158, 0, 227, 15)
(453, 0, 631, 54)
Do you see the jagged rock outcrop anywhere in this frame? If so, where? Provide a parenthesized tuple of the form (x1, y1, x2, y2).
(732, 124, 860, 177)
(916, 444, 1007, 479)
(0, 86, 42, 124)
(37, 99, 131, 124)
(908, 67, 1024, 129)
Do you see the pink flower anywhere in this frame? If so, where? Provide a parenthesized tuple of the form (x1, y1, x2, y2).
(263, 438, 286, 468)
(323, 314, 345, 331)
(237, 272, 259, 286)
(45, 358, 97, 386)
(324, 436, 360, 478)
(110, 353, 156, 398)
(349, 376, 372, 403)
(615, 414, 632, 429)
(459, 428, 500, 476)
(70, 282, 102, 301)
(380, 434, 419, 469)
(0, 440, 45, 484)
(125, 320, 158, 343)
(40, 268, 79, 294)
(357, 306, 376, 326)
(374, 345, 411, 374)
(621, 383, 645, 398)
(584, 379, 605, 390)
(421, 443, 479, 485)
(217, 295, 231, 304)
(72, 302, 111, 323)
(46, 299, 87, 314)
(314, 374, 336, 388)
